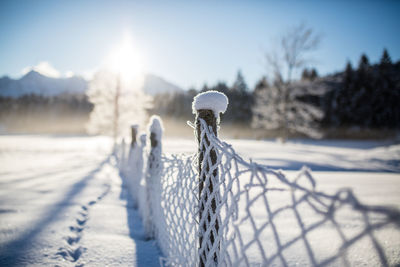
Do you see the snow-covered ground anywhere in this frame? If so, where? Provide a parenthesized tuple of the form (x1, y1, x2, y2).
(0, 135, 399, 266)
(0, 135, 160, 266)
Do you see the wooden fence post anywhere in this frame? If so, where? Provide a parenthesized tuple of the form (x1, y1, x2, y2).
(131, 124, 138, 148)
(144, 115, 163, 239)
(127, 125, 138, 181)
(193, 91, 228, 267)
(119, 138, 126, 174)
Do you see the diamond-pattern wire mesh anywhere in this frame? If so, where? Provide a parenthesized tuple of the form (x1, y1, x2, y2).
(119, 119, 400, 266)
(156, 154, 199, 266)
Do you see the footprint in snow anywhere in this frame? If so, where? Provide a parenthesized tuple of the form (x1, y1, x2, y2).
(56, 246, 86, 262)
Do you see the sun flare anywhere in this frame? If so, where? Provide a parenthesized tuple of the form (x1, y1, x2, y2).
(106, 34, 145, 85)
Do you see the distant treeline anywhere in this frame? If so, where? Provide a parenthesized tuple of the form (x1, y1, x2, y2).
(323, 50, 400, 130)
(151, 49, 400, 138)
(151, 70, 253, 123)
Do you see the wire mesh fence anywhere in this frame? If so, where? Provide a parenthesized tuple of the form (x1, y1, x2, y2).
(118, 116, 400, 267)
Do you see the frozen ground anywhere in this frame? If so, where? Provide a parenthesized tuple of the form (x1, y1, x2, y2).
(0, 135, 399, 266)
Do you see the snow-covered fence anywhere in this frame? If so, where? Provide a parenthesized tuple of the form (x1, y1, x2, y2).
(194, 91, 228, 266)
(194, 120, 400, 266)
(121, 130, 146, 209)
(118, 91, 400, 266)
(143, 115, 164, 239)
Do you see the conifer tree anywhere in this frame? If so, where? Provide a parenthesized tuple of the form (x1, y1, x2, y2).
(301, 68, 310, 80)
(232, 70, 248, 93)
(310, 68, 318, 80)
(254, 77, 269, 93)
(344, 61, 353, 88)
(358, 54, 370, 76)
(380, 48, 392, 66)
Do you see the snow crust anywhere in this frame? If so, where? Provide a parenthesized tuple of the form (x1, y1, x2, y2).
(192, 90, 229, 116)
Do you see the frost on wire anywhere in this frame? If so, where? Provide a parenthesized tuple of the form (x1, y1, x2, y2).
(117, 96, 400, 266)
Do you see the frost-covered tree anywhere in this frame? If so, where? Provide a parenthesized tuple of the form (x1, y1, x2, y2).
(86, 34, 152, 141)
(253, 23, 322, 138)
(252, 78, 323, 138)
(86, 70, 152, 141)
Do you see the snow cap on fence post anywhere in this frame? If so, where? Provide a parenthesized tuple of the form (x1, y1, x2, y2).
(148, 115, 164, 148)
(192, 90, 229, 122)
(193, 90, 228, 267)
(131, 124, 138, 148)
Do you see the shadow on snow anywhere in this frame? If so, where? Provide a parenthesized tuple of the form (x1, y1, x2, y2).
(0, 155, 111, 266)
(119, 171, 161, 266)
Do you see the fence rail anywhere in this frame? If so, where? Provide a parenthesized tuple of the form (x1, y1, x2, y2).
(118, 92, 400, 267)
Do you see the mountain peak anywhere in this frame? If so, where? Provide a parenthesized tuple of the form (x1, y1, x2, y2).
(143, 73, 183, 95)
(21, 70, 45, 80)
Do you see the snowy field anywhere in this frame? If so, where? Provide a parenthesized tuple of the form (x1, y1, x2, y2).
(0, 135, 161, 266)
(0, 135, 399, 266)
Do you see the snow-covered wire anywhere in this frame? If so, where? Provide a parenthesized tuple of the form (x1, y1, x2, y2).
(117, 118, 400, 266)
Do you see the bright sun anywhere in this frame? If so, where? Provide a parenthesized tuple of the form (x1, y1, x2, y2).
(106, 34, 145, 84)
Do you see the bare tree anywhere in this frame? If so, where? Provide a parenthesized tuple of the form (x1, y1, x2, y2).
(253, 23, 322, 139)
(279, 23, 321, 83)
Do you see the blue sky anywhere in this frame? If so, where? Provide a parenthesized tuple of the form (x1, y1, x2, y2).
(1, 0, 399, 89)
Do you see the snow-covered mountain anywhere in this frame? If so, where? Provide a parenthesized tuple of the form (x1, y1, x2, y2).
(0, 71, 88, 97)
(0, 71, 183, 98)
(142, 74, 183, 95)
